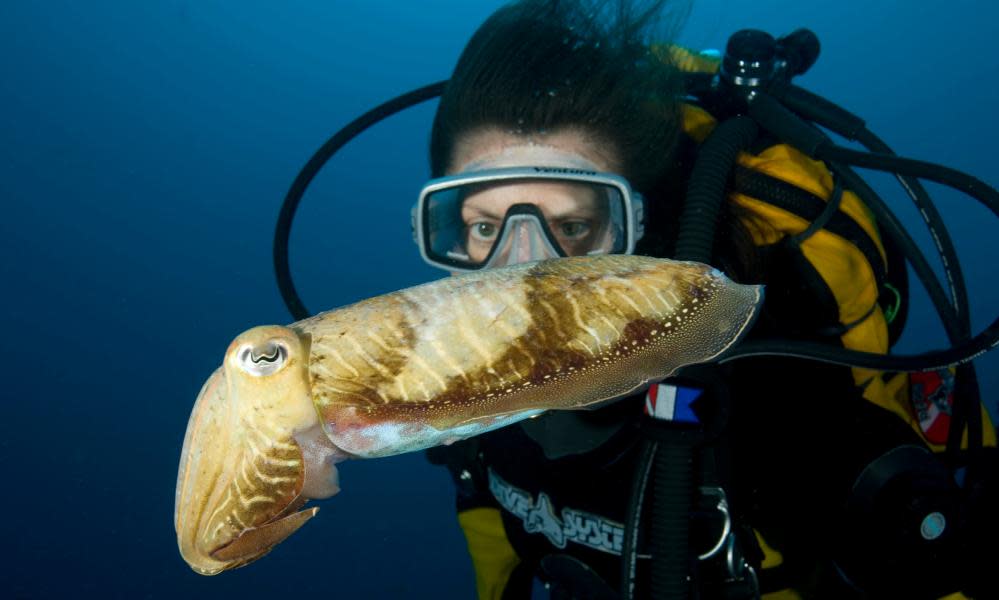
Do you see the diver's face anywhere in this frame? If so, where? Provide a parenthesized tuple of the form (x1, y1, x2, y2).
(460, 180, 612, 263)
(449, 127, 622, 268)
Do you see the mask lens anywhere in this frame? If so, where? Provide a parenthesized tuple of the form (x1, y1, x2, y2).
(420, 177, 631, 271)
(482, 209, 565, 268)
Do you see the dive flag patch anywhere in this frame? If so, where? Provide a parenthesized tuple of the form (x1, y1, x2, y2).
(909, 369, 955, 445)
(645, 383, 701, 423)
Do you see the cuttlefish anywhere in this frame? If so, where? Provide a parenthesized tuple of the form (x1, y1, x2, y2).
(175, 255, 762, 575)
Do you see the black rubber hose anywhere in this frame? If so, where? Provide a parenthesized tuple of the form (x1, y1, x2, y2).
(855, 128, 971, 331)
(726, 144, 999, 370)
(829, 163, 961, 334)
(746, 91, 829, 158)
(780, 84, 970, 335)
(780, 83, 867, 140)
(274, 81, 447, 320)
(816, 148, 999, 386)
(621, 440, 658, 600)
(952, 363, 983, 455)
(751, 87, 984, 454)
(816, 146, 999, 215)
(674, 116, 759, 263)
(720, 329, 999, 371)
(649, 434, 697, 600)
(748, 92, 963, 334)
(645, 115, 759, 600)
(829, 158, 982, 456)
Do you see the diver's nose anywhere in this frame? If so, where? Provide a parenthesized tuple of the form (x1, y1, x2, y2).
(513, 222, 533, 264)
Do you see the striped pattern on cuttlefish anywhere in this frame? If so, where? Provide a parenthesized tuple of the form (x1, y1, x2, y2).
(174, 255, 763, 575)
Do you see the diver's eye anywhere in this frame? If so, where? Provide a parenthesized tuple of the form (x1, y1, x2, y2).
(559, 221, 591, 239)
(237, 341, 289, 377)
(469, 221, 498, 242)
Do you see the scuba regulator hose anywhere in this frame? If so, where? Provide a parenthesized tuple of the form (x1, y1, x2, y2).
(716, 98, 999, 373)
(274, 81, 447, 321)
(672, 28, 992, 374)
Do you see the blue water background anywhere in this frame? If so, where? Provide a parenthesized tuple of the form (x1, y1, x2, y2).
(2, 1, 997, 598)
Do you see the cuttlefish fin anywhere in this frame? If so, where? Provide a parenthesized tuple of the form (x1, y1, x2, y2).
(210, 507, 319, 562)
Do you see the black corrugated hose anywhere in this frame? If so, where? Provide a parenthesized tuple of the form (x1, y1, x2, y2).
(622, 116, 762, 600)
(673, 117, 760, 264)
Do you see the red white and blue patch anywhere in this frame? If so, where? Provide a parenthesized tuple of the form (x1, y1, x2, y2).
(909, 369, 955, 445)
(644, 382, 701, 423)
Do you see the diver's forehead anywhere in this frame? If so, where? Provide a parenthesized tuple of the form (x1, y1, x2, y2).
(449, 127, 619, 174)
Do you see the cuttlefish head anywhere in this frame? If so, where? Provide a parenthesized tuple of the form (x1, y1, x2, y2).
(175, 325, 350, 575)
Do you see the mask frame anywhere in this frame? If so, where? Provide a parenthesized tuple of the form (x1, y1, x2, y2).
(412, 166, 645, 272)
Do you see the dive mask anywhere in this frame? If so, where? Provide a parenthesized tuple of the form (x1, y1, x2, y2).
(412, 167, 645, 272)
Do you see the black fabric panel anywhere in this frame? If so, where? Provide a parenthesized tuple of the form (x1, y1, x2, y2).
(477, 397, 646, 594)
(425, 438, 499, 513)
(753, 241, 844, 340)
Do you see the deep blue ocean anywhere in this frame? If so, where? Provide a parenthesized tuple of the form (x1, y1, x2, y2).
(3, 1, 998, 598)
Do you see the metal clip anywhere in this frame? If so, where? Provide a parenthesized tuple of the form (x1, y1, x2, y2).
(698, 486, 761, 597)
(698, 486, 732, 561)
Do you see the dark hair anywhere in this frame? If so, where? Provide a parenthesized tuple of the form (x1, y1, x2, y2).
(430, 0, 762, 281)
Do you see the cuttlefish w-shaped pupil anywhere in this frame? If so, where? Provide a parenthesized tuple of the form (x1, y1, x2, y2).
(238, 342, 287, 376)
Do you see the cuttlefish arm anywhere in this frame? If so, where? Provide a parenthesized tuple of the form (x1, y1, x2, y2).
(174, 327, 351, 575)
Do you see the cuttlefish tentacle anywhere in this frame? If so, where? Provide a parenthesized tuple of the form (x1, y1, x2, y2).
(176, 255, 763, 574)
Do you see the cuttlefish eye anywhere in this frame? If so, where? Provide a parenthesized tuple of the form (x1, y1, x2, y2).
(236, 341, 288, 377)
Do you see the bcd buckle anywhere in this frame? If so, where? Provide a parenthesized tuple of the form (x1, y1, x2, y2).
(697, 486, 760, 599)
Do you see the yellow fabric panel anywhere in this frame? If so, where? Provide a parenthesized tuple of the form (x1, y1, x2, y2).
(843, 308, 891, 389)
(678, 97, 995, 536)
(679, 107, 886, 268)
(870, 371, 997, 451)
(799, 232, 882, 330)
(864, 371, 920, 429)
(981, 409, 997, 446)
(458, 507, 521, 600)
(736, 146, 886, 266)
(651, 44, 721, 75)
(754, 530, 805, 599)
(680, 104, 717, 143)
(762, 590, 803, 600)
(727, 141, 898, 417)
(725, 141, 999, 452)
(753, 528, 784, 569)
(727, 190, 883, 336)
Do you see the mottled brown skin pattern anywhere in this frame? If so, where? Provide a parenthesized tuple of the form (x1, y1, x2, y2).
(202, 435, 305, 556)
(294, 255, 760, 457)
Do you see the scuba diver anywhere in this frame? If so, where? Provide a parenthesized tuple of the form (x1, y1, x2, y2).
(273, 0, 999, 598)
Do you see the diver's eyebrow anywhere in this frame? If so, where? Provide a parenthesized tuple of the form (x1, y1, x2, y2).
(545, 204, 604, 220)
(462, 205, 503, 220)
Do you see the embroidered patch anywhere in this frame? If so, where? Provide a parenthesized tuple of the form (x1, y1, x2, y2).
(644, 382, 701, 423)
(909, 369, 955, 445)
